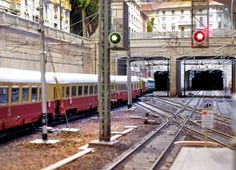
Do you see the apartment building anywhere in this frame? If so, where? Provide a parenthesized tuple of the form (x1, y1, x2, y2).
(0, 0, 71, 32)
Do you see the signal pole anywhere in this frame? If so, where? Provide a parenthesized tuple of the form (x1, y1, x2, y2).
(127, 46, 132, 108)
(39, 0, 48, 141)
(98, 0, 111, 141)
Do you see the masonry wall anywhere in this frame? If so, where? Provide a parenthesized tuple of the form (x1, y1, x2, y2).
(0, 11, 94, 74)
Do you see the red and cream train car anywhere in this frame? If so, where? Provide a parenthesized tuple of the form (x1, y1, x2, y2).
(0, 68, 142, 131)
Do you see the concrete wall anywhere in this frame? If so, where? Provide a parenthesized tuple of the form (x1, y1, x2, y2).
(0, 11, 94, 74)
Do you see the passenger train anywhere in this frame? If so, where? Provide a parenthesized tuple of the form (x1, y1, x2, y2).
(0, 68, 155, 131)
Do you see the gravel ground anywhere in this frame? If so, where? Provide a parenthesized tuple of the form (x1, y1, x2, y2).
(0, 106, 161, 170)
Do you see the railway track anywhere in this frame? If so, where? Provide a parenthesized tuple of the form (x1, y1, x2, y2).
(150, 95, 231, 126)
(106, 95, 201, 170)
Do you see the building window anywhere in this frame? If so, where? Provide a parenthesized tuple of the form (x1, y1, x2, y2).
(162, 24, 166, 30)
(172, 10, 175, 15)
(181, 9, 184, 14)
(54, 6, 58, 13)
(162, 17, 166, 21)
(65, 11, 69, 18)
(200, 17, 203, 25)
(32, 0, 35, 9)
(218, 21, 221, 28)
(181, 26, 184, 31)
(162, 10, 165, 15)
(45, 5, 48, 16)
(25, 0, 28, 6)
(171, 24, 175, 31)
(54, 23, 58, 29)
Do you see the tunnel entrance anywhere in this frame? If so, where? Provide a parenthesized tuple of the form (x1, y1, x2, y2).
(191, 70, 223, 90)
(154, 71, 169, 91)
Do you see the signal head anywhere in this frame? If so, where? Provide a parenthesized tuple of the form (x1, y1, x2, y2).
(109, 32, 121, 45)
(193, 30, 206, 44)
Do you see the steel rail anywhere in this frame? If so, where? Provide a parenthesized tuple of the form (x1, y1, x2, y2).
(106, 93, 200, 170)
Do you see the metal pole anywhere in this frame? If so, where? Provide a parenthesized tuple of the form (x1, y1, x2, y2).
(184, 60, 186, 96)
(95, 43, 97, 74)
(39, 0, 48, 141)
(98, 0, 111, 142)
(231, 60, 236, 170)
(127, 50, 132, 108)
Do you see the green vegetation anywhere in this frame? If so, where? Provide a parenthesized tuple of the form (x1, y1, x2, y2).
(147, 17, 155, 32)
(70, 0, 98, 37)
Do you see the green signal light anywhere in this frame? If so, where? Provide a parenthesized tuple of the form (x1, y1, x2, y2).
(109, 32, 121, 45)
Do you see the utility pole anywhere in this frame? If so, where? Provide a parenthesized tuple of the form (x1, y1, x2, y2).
(39, 0, 48, 141)
(98, 0, 111, 141)
(95, 43, 97, 74)
(127, 47, 132, 108)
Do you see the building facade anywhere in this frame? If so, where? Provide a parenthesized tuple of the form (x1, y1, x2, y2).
(127, 1, 142, 34)
(111, 1, 143, 35)
(0, 0, 71, 32)
(153, 1, 231, 34)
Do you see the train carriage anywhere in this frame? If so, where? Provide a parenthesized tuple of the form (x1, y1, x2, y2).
(0, 68, 143, 131)
(0, 68, 56, 130)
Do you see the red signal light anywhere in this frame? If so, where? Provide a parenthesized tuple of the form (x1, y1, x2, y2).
(193, 30, 206, 44)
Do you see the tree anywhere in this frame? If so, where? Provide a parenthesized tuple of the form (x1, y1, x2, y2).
(70, 0, 98, 37)
(147, 17, 155, 32)
(75, 0, 90, 37)
(86, 0, 98, 36)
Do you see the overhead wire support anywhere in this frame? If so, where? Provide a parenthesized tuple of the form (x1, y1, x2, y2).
(39, 0, 48, 141)
(98, 0, 111, 142)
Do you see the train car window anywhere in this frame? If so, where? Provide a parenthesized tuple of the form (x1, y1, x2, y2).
(94, 85, 97, 94)
(124, 84, 127, 90)
(78, 86, 83, 96)
(61, 86, 64, 98)
(12, 87, 19, 103)
(38, 87, 41, 101)
(22, 87, 29, 102)
(31, 87, 38, 102)
(84, 86, 88, 96)
(111, 84, 115, 92)
(89, 85, 93, 95)
(66, 86, 70, 98)
(0, 87, 8, 104)
(72, 86, 76, 97)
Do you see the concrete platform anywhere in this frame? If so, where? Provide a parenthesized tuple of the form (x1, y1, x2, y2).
(170, 147, 234, 170)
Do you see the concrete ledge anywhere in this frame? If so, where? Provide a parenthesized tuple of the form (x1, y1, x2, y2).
(60, 128, 80, 132)
(89, 140, 119, 146)
(30, 139, 60, 144)
(42, 148, 94, 170)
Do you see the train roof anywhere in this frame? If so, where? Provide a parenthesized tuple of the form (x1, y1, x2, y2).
(0, 68, 140, 84)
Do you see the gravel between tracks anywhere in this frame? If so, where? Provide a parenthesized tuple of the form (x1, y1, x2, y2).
(0, 107, 160, 170)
